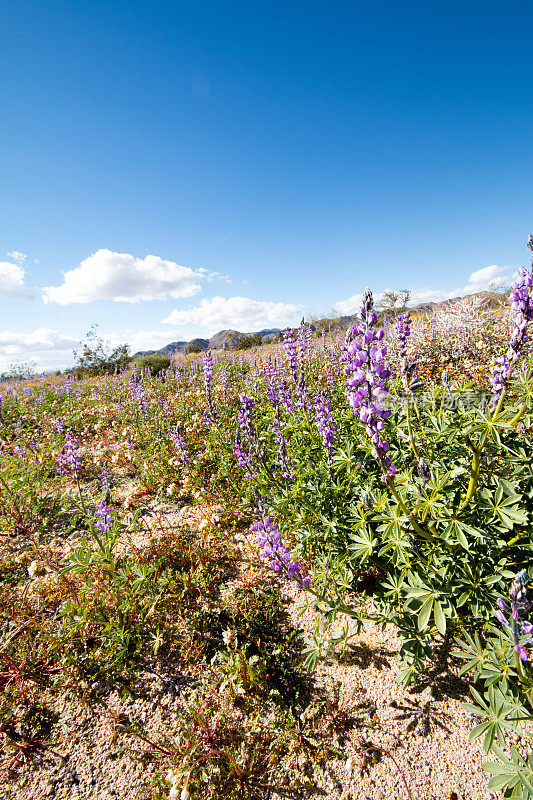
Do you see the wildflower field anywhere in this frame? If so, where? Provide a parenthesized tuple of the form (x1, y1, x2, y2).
(1, 252, 533, 799)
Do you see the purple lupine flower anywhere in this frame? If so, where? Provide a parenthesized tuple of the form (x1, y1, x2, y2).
(99, 461, 112, 491)
(314, 390, 336, 465)
(272, 402, 294, 480)
(129, 365, 140, 396)
(95, 491, 114, 534)
(395, 311, 411, 365)
(278, 378, 295, 415)
(220, 366, 229, 400)
(489, 356, 509, 406)
(233, 394, 258, 478)
(56, 431, 82, 478)
(95, 462, 114, 533)
(14, 444, 27, 460)
(172, 424, 190, 463)
(495, 570, 533, 661)
(129, 366, 149, 413)
(203, 351, 218, 421)
(238, 395, 256, 437)
(265, 370, 294, 480)
(295, 369, 312, 412)
(297, 319, 312, 360)
(343, 288, 396, 480)
(251, 508, 310, 589)
(490, 244, 533, 410)
(283, 328, 299, 381)
(135, 382, 149, 414)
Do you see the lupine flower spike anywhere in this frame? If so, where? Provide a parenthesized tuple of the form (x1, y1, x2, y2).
(251, 504, 310, 589)
(343, 288, 396, 479)
(314, 390, 336, 466)
(56, 431, 82, 478)
(496, 570, 533, 662)
(489, 238, 533, 411)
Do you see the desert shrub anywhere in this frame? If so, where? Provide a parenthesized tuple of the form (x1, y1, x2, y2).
(72, 325, 131, 377)
(385, 294, 511, 384)
(232, 334, 262, 350)
(135, 353, 171, 375)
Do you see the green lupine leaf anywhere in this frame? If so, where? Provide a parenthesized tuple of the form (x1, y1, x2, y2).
(433, 601, 446, 635)
(418, 597, 434, 631)
(483, 761, 516, 775)
(518, 770, 533, 795)
(486, 772, 514, 791)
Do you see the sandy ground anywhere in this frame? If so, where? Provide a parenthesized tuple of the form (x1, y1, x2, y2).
(6, 504, 507, 800)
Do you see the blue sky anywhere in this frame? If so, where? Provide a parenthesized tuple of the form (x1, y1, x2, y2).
(1, 0, 533, 369)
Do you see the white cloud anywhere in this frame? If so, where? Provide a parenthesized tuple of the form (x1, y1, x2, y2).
(0, 329, 79, 371)
(163, 295, 301, 334)
(332, 293, 364, 316)
(333, 264, 517, 315)
(42, 249, 204, 304)
(7, 251, 27, 265)
(0, 327, 191, 372)
(102, 328, 186, 353)
(0, 261, 32, 299)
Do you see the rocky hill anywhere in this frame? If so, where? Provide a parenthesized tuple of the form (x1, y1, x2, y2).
(133, 328, 282, 357)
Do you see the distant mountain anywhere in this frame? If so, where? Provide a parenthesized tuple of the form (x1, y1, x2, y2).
(132, 291, 509, 357)
(408, 290, 507, 315)
(133, 328, 282, 357)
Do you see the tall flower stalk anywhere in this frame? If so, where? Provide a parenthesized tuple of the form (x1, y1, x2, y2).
(203, 351, 218, 422)
(343, 289, 436, 542)
(233, 394, 259, 478)
(343, 289, 396, 480)
(395, 310, 419, 459)
(56, 431, 86, 513)
(314, 390, 336, 467)
(489, 245, 533, 416)
(496, 570, 533, 679)
(172, 424, 190, 464)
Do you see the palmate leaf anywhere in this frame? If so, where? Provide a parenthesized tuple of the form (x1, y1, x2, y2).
(466, 685, 523, 753)
(451, 630, 486, 676)
(484, 744, 533, 796)
(348, 528, 377, 562)
(480, 488, 529, 530)
(404, 581, 448, 634)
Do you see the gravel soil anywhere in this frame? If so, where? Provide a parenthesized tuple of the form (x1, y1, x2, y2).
(4, 505, 509, 800)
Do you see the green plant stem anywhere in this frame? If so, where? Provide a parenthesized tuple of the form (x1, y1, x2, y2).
(460, 388, 508, 512)
(459, 438, 483, 512)
(405, 399, 419, 460)
(75, 474, 87, 515)
(508, 401, 528, 427)
(374, 450, 438, 542)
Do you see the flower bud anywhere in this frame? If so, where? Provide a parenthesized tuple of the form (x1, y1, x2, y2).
(417, 458, 431, 484)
